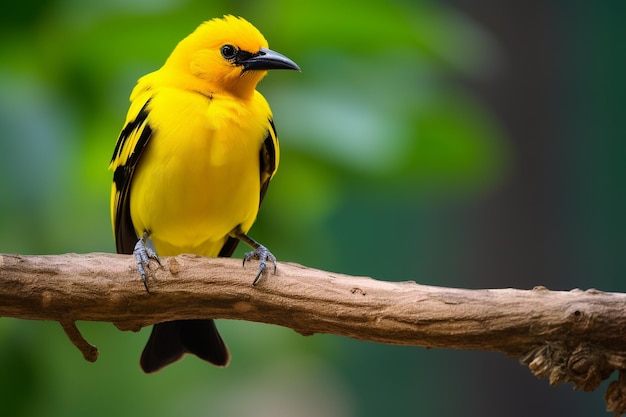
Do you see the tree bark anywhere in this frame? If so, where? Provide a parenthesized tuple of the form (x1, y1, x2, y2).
(1, 252, 625, 414)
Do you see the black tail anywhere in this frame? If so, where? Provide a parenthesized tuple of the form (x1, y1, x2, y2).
(140, 319, 230, 373)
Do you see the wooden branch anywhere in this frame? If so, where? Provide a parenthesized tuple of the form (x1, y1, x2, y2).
(1, 253, 626, 414)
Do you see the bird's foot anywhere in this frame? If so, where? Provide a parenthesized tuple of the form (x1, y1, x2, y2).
(133, 235, 161, 292)
(243, 245, 277, 285)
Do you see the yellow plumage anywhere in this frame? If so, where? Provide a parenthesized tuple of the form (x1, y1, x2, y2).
(109, 15, 299, 373)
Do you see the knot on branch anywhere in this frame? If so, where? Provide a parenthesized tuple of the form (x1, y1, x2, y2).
(522, 342, 626, 415)
(521, 342, 612, 391)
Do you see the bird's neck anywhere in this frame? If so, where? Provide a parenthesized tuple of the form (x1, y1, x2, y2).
(153, 68, 261, 101)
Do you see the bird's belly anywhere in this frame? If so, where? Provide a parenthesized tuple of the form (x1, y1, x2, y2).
(130, 130, 261, 257)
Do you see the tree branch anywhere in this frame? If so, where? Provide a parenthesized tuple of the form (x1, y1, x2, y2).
(1, 252, 626, 414)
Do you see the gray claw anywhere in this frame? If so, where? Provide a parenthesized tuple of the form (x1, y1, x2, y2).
(243, 245, 277, 285)
(133, 238, 160, 292)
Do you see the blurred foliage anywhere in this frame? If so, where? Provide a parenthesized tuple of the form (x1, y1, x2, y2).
(0, 0, 621, 416)
(0, 0, 508, 258)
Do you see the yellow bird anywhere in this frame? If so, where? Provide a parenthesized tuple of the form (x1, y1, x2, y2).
(109, 15, 299, 373)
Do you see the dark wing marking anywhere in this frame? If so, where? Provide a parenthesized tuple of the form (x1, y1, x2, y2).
(111, 99, 153, 255)
(218, 117, 279, 258)
(259, 118, 278, 205)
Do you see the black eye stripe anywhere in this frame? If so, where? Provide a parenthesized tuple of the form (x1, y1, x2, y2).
(236, 50, 254, 62)
(220, 44, 258, 66)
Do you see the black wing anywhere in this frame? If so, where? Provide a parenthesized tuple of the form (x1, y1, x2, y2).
(110, 99, 153, 255)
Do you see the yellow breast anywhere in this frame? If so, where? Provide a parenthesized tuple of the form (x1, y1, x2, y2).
(129, 88, 271, 257)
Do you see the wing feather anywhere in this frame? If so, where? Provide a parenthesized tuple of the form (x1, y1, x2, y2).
(110, 99, 153, 254)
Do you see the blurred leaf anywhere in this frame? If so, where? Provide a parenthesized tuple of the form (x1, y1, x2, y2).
(402, 89, 511, 191)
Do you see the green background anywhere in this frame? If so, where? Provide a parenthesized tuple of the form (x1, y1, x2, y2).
(1, 1, 624, 416)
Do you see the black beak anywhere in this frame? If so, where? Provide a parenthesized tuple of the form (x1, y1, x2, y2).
(242, 47, 300, 72)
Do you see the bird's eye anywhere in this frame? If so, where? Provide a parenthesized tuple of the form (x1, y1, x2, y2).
(220, 44, 237, 60)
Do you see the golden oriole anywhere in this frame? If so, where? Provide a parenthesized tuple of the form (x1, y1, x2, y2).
(109, 15, 299, 373)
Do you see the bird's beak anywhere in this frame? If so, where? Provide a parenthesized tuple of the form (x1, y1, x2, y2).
(242, 47, 301, 72)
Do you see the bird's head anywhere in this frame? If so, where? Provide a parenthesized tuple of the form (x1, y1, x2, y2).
(163, 15, 300, 99)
